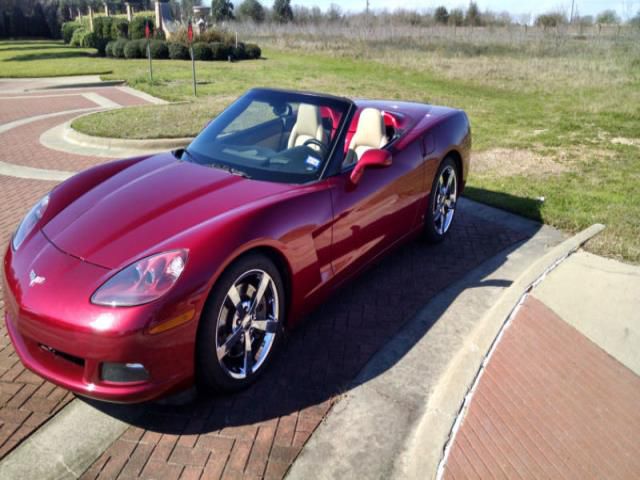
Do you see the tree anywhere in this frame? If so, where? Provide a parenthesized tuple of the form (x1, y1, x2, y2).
(237, 0, 264, 23)
(465, 1, 482, 26)
(211, 0, 234, 22)
(434, 6, 449, 25)
(272, 0, 293, 23)
(535, 12, 566, 29)
(595, 9, 620, 25)
(327, 4, 342, 23)
(630, 11, 640, 28)
(448, 9, 464, 27)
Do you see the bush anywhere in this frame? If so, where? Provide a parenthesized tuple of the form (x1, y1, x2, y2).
(113, 38, 128, 58)
(124, 40, 145, 59)
(130, 16, 154, 40)
(231, 42, 247, 60)
(88, 16, 115, 56)
(245, 43, 261, 59)
(149, 40, 169, 59)
(61, 21, 81, 44)
(105, 40, 116, 57)
(111, 18, 129, 39)
(80, 31, 98, 49)
(168, 42, 190, 60)
(70, 28, 97, 49)
(210, 42, 231, 60)
(70, 27, 87, 47)
(192, 42, 213, 61)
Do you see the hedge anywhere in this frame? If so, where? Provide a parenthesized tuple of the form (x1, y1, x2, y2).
(113, 38, 128, 58)
(149, 40, 169, 59)
(61, 21, 81, 44)
(168, 42, 190, 60)
(245, 43, 261, 59)
(192, 42, 213, 61)
(129, 16, 154, 40)
(210, 42, 231, 60)
(124, 39, 145, 59)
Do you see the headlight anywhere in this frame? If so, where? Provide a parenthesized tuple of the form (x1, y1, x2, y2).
(91, 250, 188, 307)
(12, 194, 50, 251)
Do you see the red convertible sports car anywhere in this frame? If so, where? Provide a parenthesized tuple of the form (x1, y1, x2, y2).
(3, 88, 470, 403)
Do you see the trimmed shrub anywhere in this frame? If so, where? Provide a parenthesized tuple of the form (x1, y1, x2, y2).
(192, 42, 213, 61)
(231, 42, 247, 60)
(69, 27, 87, 47)
(111, 18, 129, 39)
(70, 28, 97, 49)
(130, 16, 154, 40)
(245, 43, 261, 59)
(80, 31, 98, 49)
(105, 40, 116, 57)
(168, 42, 190, 60)
(124, 39, 145, 59)
(149, 40, 169, 59)
(113, 38, 128, 58)
(61, 21, 81, 44)
(210, 42, 231, 60)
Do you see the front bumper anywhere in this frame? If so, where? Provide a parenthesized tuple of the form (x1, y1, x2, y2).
(2, 235, 198, 403)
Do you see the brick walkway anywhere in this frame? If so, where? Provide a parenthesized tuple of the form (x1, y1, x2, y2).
(0, 85, 154, 461)
(443, 296, 640, 479)
(81, 212, 527, 480)
(0, 82, 530, 479)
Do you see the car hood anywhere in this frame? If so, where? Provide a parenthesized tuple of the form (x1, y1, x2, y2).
(43, 153, 293, 269)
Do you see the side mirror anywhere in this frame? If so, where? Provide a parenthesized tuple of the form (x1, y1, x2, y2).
(350, 149, 392, 184)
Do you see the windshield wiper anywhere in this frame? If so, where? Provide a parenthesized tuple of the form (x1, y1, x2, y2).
(208, 162, 252, 179)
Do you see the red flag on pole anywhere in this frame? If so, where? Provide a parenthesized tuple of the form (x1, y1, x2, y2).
(144, 21, 150, 39)
(187, 20, 193, 43)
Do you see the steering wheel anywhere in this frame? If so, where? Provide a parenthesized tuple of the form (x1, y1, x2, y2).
(303, 138, 328, 157)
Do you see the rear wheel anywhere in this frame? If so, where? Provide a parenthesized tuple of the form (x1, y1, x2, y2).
(196, 253, 285, 393)
(423, 157, 459, 244)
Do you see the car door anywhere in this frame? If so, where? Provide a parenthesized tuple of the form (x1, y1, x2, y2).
(328, 140, 426, 278)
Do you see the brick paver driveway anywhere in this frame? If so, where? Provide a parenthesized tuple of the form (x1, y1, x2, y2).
(0, 82, 530, 479)
(0, 84, 153, 458)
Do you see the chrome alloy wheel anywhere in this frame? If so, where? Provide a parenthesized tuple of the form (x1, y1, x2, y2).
(215, 269, 279, 380)
(433, 165, 457, 235)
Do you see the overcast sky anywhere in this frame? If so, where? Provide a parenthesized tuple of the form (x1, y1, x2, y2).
(288, 1, 639, 19)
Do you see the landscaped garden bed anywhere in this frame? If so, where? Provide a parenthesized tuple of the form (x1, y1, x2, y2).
(62, 16, 261, 61)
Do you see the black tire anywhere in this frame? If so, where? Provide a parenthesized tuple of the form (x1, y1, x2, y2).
(423, 156, 459, 244)
(196, 253, 285, 393)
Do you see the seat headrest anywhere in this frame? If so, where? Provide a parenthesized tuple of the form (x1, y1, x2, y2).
(295, 103, 322, 137)
(351, 108, 386, 150)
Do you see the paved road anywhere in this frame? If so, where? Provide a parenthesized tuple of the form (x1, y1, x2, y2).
(0, 79, 531, 479)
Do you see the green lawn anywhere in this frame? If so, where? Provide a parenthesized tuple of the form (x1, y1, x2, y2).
(1, 39, 639, 263)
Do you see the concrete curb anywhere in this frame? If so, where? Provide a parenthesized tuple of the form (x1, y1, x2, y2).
(0, 399, 137, 480)
(32, 80, 125, 90)
(416, 223, 605, 480)
(287, 213, 603, 480)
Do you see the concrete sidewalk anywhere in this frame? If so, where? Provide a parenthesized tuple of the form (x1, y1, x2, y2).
(441, 251, 640, 479)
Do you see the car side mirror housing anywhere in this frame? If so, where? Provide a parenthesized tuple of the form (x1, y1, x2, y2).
(350, 149, 392, 184)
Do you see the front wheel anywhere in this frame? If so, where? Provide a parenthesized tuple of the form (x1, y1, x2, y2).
(423, 157, 459, 244)
(196, 253, 285, 393)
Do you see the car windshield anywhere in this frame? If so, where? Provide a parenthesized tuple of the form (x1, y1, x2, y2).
(183, 89, 352, 183)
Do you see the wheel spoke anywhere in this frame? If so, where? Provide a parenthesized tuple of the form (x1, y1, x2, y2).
(227, 285, 243, 312)
(252, 318, 278, 333)
(216, 327, 243, 359)
(446, 171, 455, 191)
(243, 330, 253, 375)
(250, 273, 270, 313)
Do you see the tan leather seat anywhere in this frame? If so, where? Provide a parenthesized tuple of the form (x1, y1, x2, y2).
(288, 103, 325, 149)
(345, 108, 388, 166)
